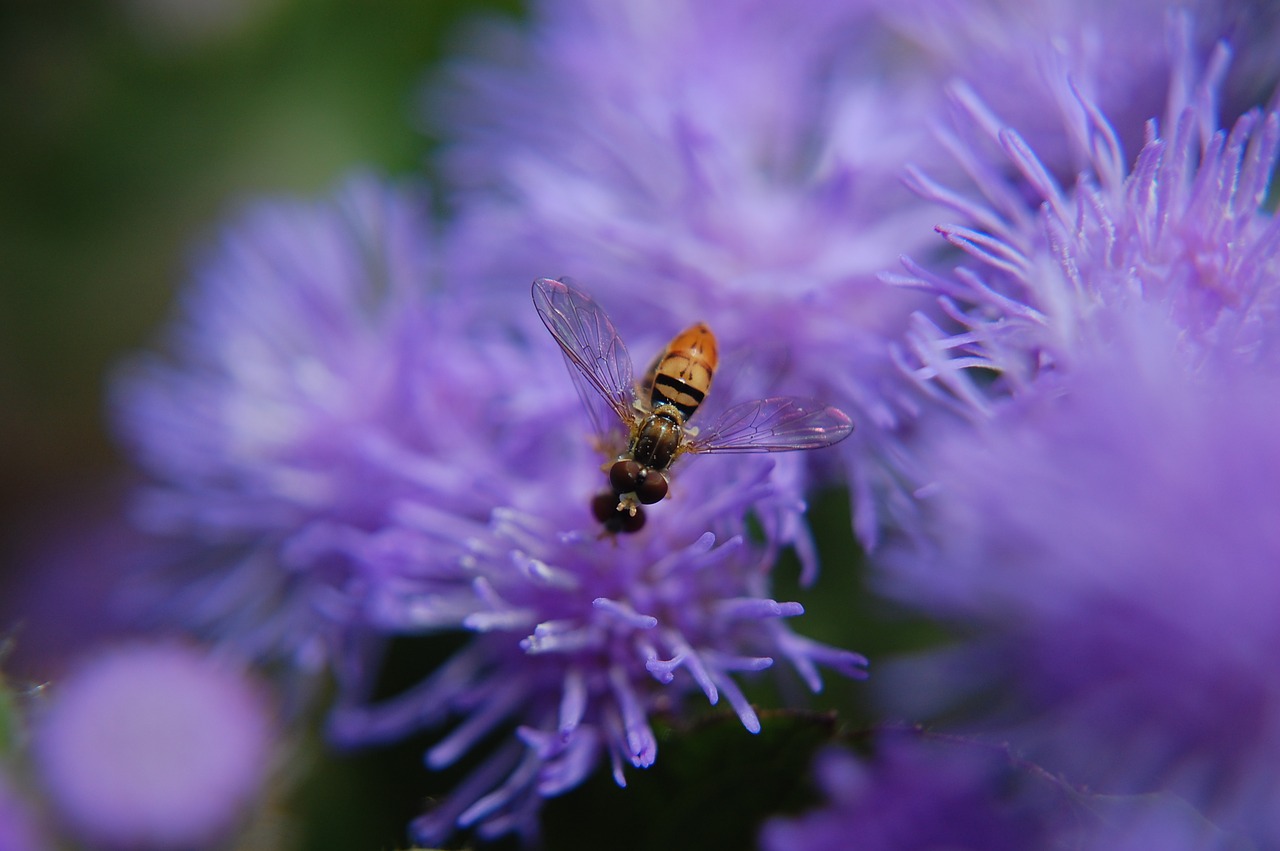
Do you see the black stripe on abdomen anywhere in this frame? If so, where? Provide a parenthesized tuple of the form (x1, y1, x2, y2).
(652, 374, 704, 419)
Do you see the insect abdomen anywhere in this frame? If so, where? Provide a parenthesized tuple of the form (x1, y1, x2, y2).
(649, 322, 717, 421)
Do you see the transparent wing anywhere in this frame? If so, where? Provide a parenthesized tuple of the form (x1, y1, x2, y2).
(531, 277, 636, 445)
(688, 397, 854, 454)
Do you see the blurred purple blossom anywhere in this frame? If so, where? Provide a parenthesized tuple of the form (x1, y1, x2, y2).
(108, 161, 870, 844)
(760, 732, 1053, 851)
(429, 0, 960, 548)
(884, 1, 1280, 171)
(111, 174, 445, 672)
(760, 729, 1248, 851)
(0, 773, 46, 851)
(32, 641, 274, 850)
(877, 35, 1280, 847)
(884, 326, 1280, 839)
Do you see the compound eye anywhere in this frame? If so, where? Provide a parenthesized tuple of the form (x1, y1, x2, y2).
(591, 492, 646, 534)
(591, 491, 619, 524)
(609, 459, 643, 494)
(635, 471, 668, 505)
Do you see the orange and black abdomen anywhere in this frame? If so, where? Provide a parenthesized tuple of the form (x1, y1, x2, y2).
(648, 322, 718, 421)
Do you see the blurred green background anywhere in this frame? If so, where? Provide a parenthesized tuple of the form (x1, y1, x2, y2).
(0, 0, 519, 558)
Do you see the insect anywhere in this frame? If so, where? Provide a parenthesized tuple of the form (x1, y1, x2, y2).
(532, 276, 854, 533)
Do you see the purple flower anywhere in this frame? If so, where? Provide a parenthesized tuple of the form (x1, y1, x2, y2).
(430, 0, 960, 547)
(760, 733, 1053, 851)
(109, 161, 870, 844)
(329, 441, 869, 845)
(32, 641, 274, 850)
(885, 1, 1280, 172)
(878, 39, 1280, 845)
(886, 330, 1280, 837)
(760, 729, 1247, 851)
(111, 173, 446, 671)
(894, 40, 1280, 389)
(0, 774, 46, 851)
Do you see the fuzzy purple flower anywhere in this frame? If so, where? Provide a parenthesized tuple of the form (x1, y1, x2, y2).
(430, 0, 963, 547)
(885, 328, 1280, 838)
(760, 729, 1247, 851)
(884, 1, 1280, 172)
(111, 173, 446, 671)
(329, 426, 869, 845)
(893, 40, 1280, 386)
(760, 733, 1054, 851)
(108, 149, 869, 844)
(282, 269, 870, 842)
(0, 773, 46, 851)
(32, 641, 274, 850)
(878, 40, 1280, 846)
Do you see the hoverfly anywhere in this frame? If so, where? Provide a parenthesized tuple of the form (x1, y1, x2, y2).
(532, 277, 854, 533)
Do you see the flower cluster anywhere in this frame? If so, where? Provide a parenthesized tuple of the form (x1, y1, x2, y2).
(332, 451, 866, 844)
(894, 39, 1280, 397)
(9, 0, 1280, 848)
(877, 34, 1280, 848)
(110, 175, 442, 671)
(432, 0, 962, 548)
(108, 167, 870, 841)
(760, 729, 1244, 851)
(883, 0, 1280, 171)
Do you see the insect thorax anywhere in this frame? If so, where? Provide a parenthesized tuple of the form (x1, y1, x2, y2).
(629, 407, 684, 472)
